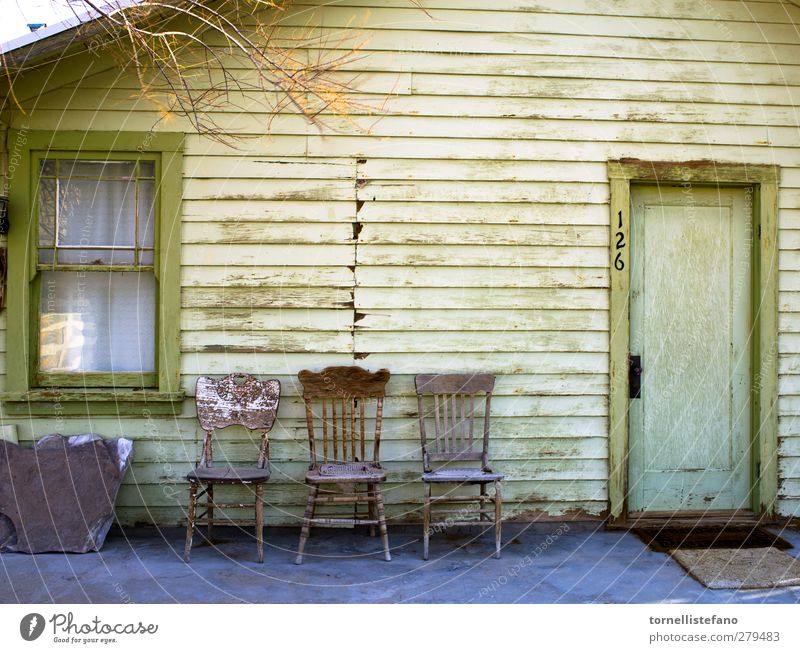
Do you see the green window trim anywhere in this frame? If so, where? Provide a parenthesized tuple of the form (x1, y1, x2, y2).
(4, 130, 185, 415)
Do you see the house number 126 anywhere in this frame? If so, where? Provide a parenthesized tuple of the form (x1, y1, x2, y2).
(614, 210, 625, 270)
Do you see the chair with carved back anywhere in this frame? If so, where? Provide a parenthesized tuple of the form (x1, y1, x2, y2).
(184, 373, 281, 563)
(415, 373, 504, 559)
(295, 366, 391, 564)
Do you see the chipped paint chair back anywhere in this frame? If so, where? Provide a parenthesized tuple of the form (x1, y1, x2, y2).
(415, 373, 504, 559)
(294, 365, 392, 564)
(184, 373, 281, 563)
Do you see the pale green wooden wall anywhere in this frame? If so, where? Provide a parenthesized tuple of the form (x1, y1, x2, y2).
(3, 0, 800, 524)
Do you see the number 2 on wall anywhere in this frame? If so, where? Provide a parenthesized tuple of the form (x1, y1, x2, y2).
(614, 209, 626, 270)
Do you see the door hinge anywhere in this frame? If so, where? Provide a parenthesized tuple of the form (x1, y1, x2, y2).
(758, 224, 761, 239)
(756, 461, 761, 479)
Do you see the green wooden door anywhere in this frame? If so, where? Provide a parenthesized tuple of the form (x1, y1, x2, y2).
(628, 186, 752, 513)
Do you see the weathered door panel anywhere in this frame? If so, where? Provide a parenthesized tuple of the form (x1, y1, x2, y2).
(628, 186, 752, 512)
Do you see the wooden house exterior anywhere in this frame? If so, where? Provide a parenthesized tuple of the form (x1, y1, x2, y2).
(1, 0, 799, 528)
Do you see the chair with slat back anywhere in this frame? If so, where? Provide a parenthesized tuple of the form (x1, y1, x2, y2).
(415, 373, 504, 559)
(184, 373, 281, 563)
(295, 365, 392, 564)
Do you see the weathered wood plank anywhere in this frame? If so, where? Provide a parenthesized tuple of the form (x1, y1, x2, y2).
(359, 159, 608, 182)
(185, 156, 355, 179)
(309, 136, 800, 164)
(357, 223, 608, 246)
(182, 330, 353, 353)
(354, 287, 607, 309)
(778, 355, 800, 375)
(355, 266, 608, 288)
(353, 330, 608, 353)
(180, 308, 353, 331)
(183, 328, 610, 356)
(335, 52, 800, 87)
(182, 286, 354, 308)
(183, 221, 354, 244)
(184, 178, 355, 201)
(180, 351, 609, 375)
(182, 244, 354, 266)
(355, 309, 607, 331)
(182, 200, 355, 222)
(37, 87, 800, 127)
(356, 202, 610, 225)
(778, 375, 800, 396)
(779, 436, 800, 458)
(181, 266, 354, 288)
(356, 244, 609, 267)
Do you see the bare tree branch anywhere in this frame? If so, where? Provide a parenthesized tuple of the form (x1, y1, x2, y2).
(27, 0, 416, 142)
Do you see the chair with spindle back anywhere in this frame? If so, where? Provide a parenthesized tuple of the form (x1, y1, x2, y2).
(295, 365, 391, 564)
(415, 373, 504, 559)
(184, 373, 281, 563)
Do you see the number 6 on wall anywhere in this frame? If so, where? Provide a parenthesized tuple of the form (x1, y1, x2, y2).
(614, 209, 626, 270)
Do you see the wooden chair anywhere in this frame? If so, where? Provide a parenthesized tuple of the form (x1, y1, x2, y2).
(415, 373, 504, 559)
(184, 373, 280, 563)
(295, 366, 391, 564)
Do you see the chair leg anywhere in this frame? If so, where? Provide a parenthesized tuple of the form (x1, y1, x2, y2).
(367, 483, 377, 537)
(255, 483, 264, 563)
(184, 481, 198, 562)
(494, 480, 503, 559)
(374, 485, 391, 562)
(423, 482, 431, 560)
(295, 484, 318, 565)
(479, 482, 487, 522)
(207, 484, 214, 542)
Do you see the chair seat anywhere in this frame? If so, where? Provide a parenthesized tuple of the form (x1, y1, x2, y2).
(186, 466, 270, 483)
(306, 463, 386, 483)
(422, 468, 504, 483)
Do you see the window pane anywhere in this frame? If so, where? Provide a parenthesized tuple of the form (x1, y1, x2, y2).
(139, 161, 155, 178)
(139, 179, 155, 248)
(39, 270, 155, 373)
(60, 160, 136, 179)
(139, 250, 154, 266)
(37, 177, 56, 247)
(39, 159, 56, 176)
(58, 178, 136, 247)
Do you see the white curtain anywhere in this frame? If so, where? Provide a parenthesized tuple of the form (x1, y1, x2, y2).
(39, 271, 156, 373)
(38, 160, 155, 264)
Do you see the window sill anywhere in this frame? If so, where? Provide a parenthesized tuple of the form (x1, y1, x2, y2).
(1, 389, 185, 416)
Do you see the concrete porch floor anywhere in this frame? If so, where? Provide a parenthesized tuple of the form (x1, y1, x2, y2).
(2, 523, 800, 603)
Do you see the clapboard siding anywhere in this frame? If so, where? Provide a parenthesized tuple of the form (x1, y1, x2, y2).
(3, 0, 800, 524)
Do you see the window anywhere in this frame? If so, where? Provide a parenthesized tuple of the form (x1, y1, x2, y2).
(4, 131, 184, 415)
(36, 157, 157, 385)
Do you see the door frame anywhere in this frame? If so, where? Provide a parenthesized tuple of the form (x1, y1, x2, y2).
(607, 159, 780, 525)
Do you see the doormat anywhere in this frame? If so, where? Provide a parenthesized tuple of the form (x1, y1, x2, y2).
(633, 526, 793, 553)
(670, 547, 800, 589)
